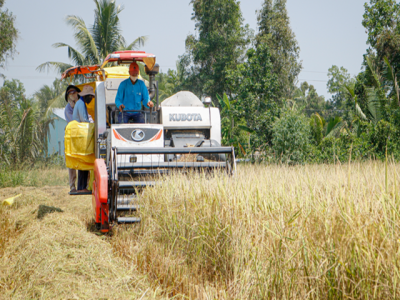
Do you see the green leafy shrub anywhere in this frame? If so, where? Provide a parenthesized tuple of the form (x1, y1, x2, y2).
(272, 110, 310, 164)
(369, 120, 395, 157)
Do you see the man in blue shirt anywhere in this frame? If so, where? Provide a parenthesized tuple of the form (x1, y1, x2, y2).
(115, 62, 154, 123)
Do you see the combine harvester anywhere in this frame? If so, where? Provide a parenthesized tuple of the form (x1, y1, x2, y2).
(62, 51, 236, 233)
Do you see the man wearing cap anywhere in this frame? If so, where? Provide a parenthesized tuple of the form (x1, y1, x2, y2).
(115, 62, 154, 124)
(73, 85, 95, 193)
(64, 85, 81, 193)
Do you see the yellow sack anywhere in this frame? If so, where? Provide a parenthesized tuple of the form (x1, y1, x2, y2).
(65, 121, 95, 171)
(89, 170, 94, 191)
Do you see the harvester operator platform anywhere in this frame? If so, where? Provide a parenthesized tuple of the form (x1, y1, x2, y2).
(115, 62, 154, 124)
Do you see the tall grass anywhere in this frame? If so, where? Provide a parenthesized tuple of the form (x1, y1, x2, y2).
(112, 162, 400, 299)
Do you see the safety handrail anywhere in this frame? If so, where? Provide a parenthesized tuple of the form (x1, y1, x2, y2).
(111, 109, 158, 124)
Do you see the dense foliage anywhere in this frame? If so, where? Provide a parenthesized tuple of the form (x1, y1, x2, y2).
(256, 0, 302, 100)
(0, 80, 58, 165)
(272, 110, 310, 164)
(157, 0, 400, 164)
(176, 0, 252, 104)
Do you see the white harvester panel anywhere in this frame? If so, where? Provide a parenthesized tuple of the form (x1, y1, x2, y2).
(111, 124, 164, 164)
(161, 106, 222, 145)
(161, 106, 211, 129)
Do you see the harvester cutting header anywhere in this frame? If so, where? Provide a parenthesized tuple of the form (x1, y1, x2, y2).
(63, 50, 236, 233)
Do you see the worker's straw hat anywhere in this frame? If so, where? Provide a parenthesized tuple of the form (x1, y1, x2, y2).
(79, 85, 95, 97)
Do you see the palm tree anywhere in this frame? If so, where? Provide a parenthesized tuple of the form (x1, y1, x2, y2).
(37, 0, 147, 74)
(34, 79, 69, 114)
(32, 79, 70, 157)
(0, 80, 45, 165)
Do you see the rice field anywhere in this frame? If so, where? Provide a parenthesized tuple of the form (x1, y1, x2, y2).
(1, 162, 400, 299)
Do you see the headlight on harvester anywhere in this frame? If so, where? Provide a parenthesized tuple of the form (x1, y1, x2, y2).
(130, 155, 137, 163)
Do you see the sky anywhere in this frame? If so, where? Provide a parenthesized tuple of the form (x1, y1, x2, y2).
(1, 0, 368, 99)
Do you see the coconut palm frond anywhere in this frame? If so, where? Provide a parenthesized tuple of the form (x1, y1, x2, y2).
(66, 15, 100, 64)
(92, 0, 124, 60)
(38, 0, 148, 72)
(313, 113, 324, 127)
(125, 36, 148, 50)
(45, 93, 67, 115)
(325, 120, 345, 138)
(326, 116, 342, 136)
(36, 61, 73, 74)
(365, 87, 381, 123)
(343, 83, 356, 98)
(53, 42, 88, 68)
(344, 83, 368, 121)
(383, 56, 400, 108)
(366, 55, 382, 89)
(355, 103, 368, 121)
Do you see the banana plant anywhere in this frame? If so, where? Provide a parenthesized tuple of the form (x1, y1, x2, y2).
(310, 113, 325, 144)
(217, 93, 236, 141)
(344, 55, 399, 125)
(217, 93, 254, 157)
(325, 116, 343, 137)
(382, 56, 400, 108)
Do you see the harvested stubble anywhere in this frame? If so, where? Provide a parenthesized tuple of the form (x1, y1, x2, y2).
(0, 186, 160, 299)
(1, 162, 400, 299)
(112, 162, 400, 299)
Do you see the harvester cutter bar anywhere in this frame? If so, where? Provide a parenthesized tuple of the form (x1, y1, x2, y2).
(117, 205, 139, 211)
(114, 146, 236, 176)
(118, 169, 170, 175)
(117, 162, 227, 170)
(118, 181, 156, 189)
(116, 196, 138, 211)
(115, 147, 234, 155)
(117, 217, 141, 224)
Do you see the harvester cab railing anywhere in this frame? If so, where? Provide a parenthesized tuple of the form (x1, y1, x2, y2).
(107, 108, 159, 125)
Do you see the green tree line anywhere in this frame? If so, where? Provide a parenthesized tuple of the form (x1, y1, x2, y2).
(158, 0, 400, 164)
(2, 0, 399, 166)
